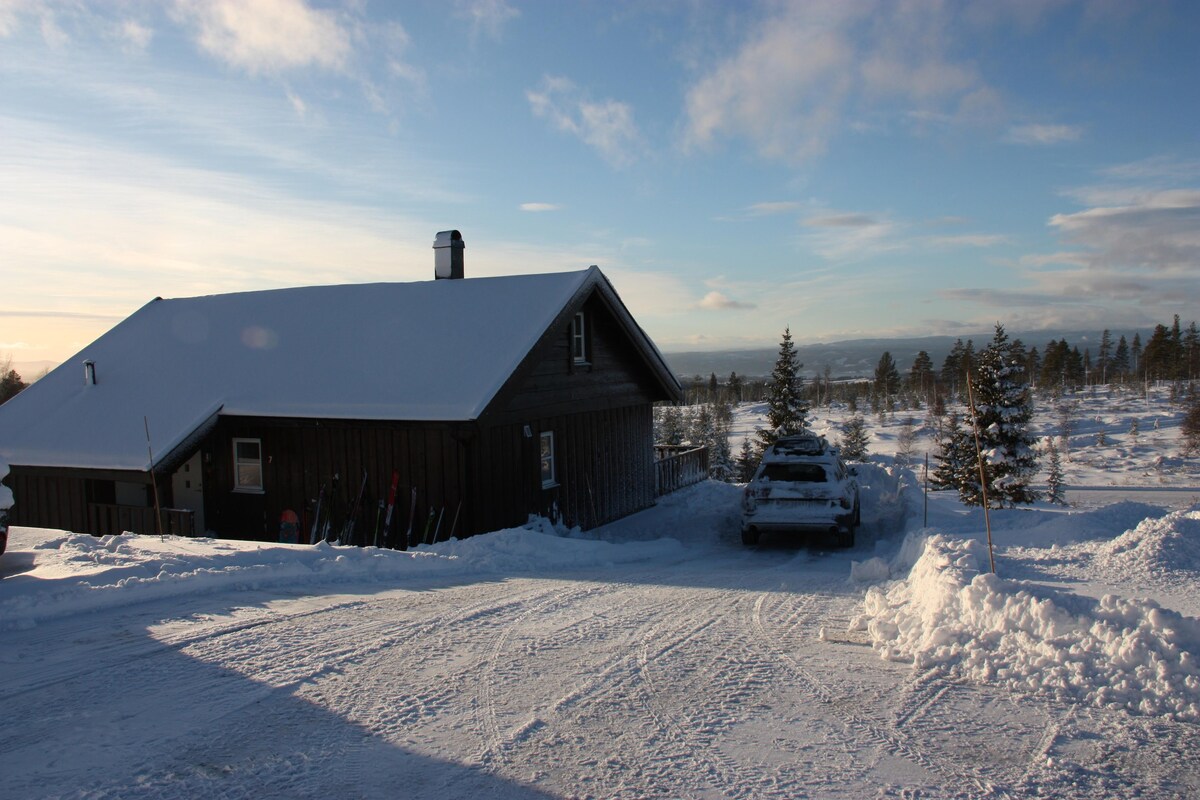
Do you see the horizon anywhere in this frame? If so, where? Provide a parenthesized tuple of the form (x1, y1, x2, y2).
(2, 2, 1198, 366)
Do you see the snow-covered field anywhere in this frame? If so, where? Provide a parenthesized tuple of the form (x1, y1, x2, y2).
(2, 385, 1198, 799)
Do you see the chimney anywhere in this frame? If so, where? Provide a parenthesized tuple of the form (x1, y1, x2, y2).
(83, 359, 97, 386)
(433, 230, 465, 279)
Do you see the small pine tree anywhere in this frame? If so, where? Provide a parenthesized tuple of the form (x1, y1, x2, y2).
(658, 406, 686, 445)
(1129, 417, 1140, 446)
(1182, 395, 1200, 457)
(755, 327, 809, 453)
(735, 438, 758, 482)
(931, 412, 976, 497)
(839, 414, 870, 461)
(1045, 438, 1067, 505)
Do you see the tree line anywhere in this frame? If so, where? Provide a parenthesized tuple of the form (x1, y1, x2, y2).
(657, 318, 1200, 504)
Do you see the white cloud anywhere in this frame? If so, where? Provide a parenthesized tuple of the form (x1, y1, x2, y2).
(1048, 189, 1200, 273)
(526, 75, 643, 167)
(697, 291, 754, 310)
(117, 19, 153, 52)
(457, 0, 519, 41)
(173, 0, 351, 74)
(520, 203, 561, 212)
(682, 4, 1000, 163)
(1005, 123, 1083, 145)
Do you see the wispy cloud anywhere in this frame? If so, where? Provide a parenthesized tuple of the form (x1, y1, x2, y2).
(1005, 123, 1083, 145)
(457, 0, 519, 42)
(681, 3, 1012, 163)
(173, 0, 351, 75)
(697, 291, 755, 310)
(747, 201, 800, 217)
(924, 233, 1008, 248)
(520, 202, 561, 212)
(526, 75, 643, 167)
(803, 213, 878, 228)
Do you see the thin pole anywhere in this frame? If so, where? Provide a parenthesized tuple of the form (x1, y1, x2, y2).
(923, 451, 929, 528)
(144, 416, 164, 539)
(965, 376, 995, 574)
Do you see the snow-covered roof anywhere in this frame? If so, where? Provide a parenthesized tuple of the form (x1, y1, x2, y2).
(0, 267, 674, 472)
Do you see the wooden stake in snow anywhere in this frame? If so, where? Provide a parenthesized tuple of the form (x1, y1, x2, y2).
(965, 376, 996, 574)
(144, 416, 164, 540)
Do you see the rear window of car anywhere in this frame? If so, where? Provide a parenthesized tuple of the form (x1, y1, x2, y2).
(761, 463, 829, 482)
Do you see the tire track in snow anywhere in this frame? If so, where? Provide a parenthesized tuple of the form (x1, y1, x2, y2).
(749, 591, 1015, 800)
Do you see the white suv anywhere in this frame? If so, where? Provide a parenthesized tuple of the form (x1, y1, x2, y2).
(741, 433, 859, 547)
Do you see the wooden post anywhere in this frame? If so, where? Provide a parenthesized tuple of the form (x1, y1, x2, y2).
(144, 416, 164, 539)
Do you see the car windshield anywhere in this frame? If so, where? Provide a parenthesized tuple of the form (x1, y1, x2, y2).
(761, 463, 828, 482)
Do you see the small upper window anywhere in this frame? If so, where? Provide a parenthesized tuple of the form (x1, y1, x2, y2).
(540, 431, 557, 488)
(571, 311, 588, 364)
(233, 438, 264, 492)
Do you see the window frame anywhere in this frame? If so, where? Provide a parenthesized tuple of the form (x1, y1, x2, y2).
(539, 430, 558, 489)
(571, 311, 589, 365)
(232, 437, 265, 493)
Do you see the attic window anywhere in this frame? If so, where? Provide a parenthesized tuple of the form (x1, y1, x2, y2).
(233, 438, 264, 492)
(571, 311, 589, 364)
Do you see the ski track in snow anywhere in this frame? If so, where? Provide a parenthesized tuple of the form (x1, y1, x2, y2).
(5, 386, 1200, 799)
(6, 547, 1200, 799)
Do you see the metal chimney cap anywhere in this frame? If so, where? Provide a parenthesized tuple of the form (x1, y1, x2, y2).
(433, 230, 463, 248)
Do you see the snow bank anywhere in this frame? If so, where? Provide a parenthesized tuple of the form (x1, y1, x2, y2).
(852, 522, 1200, 722)
(0, 518, 683, 631)
(1093, 507, 1200, 588)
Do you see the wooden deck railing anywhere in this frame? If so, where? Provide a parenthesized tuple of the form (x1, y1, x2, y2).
(654, 445, 709, 496)
(87, 504, 196, 537)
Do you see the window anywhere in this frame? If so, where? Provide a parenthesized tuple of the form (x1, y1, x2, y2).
(540, 431, 557, 488)
(571, 311, 588, 364)
(233, 438, 264, 492)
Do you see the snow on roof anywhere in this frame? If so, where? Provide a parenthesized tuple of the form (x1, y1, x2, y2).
(0, 269, 611, 471)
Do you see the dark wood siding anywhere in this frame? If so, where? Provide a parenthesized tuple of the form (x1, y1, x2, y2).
(489, 293, 661, 424)
(7, 466, 149, 534)
(200, 417, 479, 542)
(472, 404, 654, 532)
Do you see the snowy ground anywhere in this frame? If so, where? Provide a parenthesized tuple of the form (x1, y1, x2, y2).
(2, 385, 1199, 799)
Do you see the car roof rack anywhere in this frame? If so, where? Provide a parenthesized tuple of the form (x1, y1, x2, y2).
(769, 432, 829, 457)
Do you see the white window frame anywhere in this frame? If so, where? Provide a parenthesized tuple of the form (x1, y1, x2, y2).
(571, 311, 589, 365)
(232, 438, 264, 493)
(540, 430, 557, 488)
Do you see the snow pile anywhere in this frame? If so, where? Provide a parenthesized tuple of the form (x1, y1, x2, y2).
(852, 525, 1200, 722)
(1093, 507, 1200, 588)
(0, 519, 682, 631)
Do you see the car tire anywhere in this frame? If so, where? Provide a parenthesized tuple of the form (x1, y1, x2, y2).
(838, 525, 855, 549)
(742, 529, 759, 546)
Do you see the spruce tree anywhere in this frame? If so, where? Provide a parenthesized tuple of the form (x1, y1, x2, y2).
(1182, 393, 1200, 457)
(874, 351, 901, 404)
(755, 326, 809, 453)
(1045, 438, 1067, 506)
(839, 414, 870, 461)
(970, 324, 1040, 506)
(735, 438, 758, 482)
(931, 412, 974, 493)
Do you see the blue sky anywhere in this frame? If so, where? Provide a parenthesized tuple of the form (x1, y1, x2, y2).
(2, 0, 1198, 368)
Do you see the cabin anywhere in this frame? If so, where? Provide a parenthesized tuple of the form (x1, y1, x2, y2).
(0, 232, 683, 543)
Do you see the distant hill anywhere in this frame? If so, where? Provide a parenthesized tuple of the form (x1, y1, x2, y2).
(663, 329, 1154, 381)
